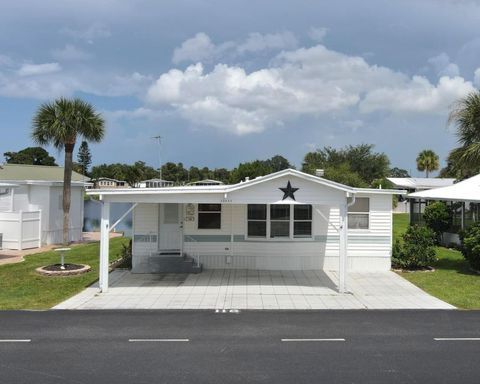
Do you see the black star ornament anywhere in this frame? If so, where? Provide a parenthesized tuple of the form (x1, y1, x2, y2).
(279, 181, 299, 200)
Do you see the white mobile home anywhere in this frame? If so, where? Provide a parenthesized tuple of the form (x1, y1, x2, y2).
(0, 164, 87, 249)
(90, 169, 402, 293)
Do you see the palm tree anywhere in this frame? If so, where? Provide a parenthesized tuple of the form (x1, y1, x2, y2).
(448, 91, 480, 172)
(32, 98, 105, 245)
(416, 149, 439, 178)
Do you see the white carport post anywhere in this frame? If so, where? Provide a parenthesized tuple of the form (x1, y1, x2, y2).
(338, 202, 348, 293)
(99, 199, 110, 293)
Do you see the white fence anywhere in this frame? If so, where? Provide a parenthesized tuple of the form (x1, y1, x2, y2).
(0, 210, 41, 250)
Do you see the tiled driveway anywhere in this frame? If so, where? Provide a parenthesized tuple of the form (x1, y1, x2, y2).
(55, 269, 454, 310)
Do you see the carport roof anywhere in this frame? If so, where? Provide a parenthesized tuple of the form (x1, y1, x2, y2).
(88, 169, 403, 198)
(408, 174, 480, 202)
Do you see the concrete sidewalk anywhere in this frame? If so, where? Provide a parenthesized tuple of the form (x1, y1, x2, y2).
(54, 269, 455, 310)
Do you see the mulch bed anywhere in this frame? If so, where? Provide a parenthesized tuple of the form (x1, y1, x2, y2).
(36, 264, 91, 276)
(43, 263, 85, 271)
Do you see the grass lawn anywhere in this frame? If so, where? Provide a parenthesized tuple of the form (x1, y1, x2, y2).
(0, 237, 129, 310)
(393, 213, 409, 243)
(394, 213, 480, 309)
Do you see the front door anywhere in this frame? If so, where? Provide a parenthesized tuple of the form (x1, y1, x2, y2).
(159, 203, 182, 253)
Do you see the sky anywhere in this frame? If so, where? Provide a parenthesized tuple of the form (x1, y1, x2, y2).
(1, 0, 480, 176)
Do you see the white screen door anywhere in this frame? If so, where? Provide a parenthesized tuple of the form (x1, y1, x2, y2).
(159, 203, 182, 252)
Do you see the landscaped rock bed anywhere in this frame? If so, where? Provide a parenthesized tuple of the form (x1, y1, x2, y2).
(36, 264, 91, 276)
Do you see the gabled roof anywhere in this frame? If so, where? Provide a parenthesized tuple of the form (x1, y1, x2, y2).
(0, 164, 87, 184)
(141, 179, 174, 183)
(95, 177, 125, 182)
(187, 179, 224, 186)
(226, 169, 356, 194)
(408, 174, 480, 202)
(387, 177, 455, 190)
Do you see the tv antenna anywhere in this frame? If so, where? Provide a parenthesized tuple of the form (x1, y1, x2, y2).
(152, 135, 163, 180)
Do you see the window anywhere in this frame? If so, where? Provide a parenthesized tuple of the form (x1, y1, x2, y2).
(164, 203, 179, 224)
(247, 204, 267, 237)
(247, 204, 313, 239)
(348, 197, 369, 229)
(198, 204, 221, 229)
(270, 204, 290, 238)
(294, 205, 312, 238)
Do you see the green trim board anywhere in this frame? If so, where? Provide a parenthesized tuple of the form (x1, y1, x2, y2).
(184, 234, 390, 243)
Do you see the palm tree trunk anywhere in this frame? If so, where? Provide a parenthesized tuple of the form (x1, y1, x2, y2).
(63, 143, 74, 245)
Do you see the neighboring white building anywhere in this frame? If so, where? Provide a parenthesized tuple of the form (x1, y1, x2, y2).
(92, 177, 128, 189)
(187, 179, 224, 186)
(387, 177, 456, 213)
(89, 169, 404, 293)
(135, 179, 174, 188)
(0, 164, 87, 250)
(408, 174, 480, 244)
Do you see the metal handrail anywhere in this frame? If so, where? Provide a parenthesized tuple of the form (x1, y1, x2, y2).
(183, 234, 200, 267)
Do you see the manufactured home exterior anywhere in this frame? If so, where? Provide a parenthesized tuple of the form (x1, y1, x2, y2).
(90, 169, 402, 292)
(131, 193, 392, 272)
(0, 164, 86, 249)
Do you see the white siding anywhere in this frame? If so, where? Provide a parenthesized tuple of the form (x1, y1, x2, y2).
(132, 193, 393, 272)
(0, 183, 85, 248)
(129, 176, 392, 272)
(0, 188, 12, 211)
(12, 185, 30, 211)
(42, 186, 83, 244)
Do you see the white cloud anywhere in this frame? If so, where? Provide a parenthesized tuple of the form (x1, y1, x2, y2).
(474, 68, 480, 87)
(51, 44, 92, 61)
(148, 43, 476, 135)
(0, 54, 150, 99)
(104, 107, 167, 121)
(236, 31, 298, 54)
(360, 75, 475, 113)
(172, 31, 298, 64)
(104, 72, 153, 96)
(0, 54, 13, 66)
(0, 73, 75, 99)
(17, 62, 62, 76)
(308, 27, 328, 42)
(428, 53, 460, 77)
(172, 33, 218, 64)
(61, 23, 111, 43)
(344, 119, 364, 132)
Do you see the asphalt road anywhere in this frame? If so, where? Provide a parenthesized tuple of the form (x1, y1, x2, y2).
(0, 310, 479, 384)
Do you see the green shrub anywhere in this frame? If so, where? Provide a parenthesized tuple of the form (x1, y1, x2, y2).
(117, 238, 132, 269)
(459, 223, 480, 271)
(392, 225, 437, 269)
(391, 239, 404, 268)
(423, 201, 451, 243)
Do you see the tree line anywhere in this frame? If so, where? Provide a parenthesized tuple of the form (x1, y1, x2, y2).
(4, 143, 406, 188)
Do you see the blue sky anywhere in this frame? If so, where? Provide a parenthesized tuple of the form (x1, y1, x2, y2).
(1, 0, 480, 175)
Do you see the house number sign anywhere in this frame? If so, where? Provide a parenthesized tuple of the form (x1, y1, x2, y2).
(185, 203, 195, 221)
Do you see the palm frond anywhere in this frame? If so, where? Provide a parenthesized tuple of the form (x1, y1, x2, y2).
(32, 97, 105, 149)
